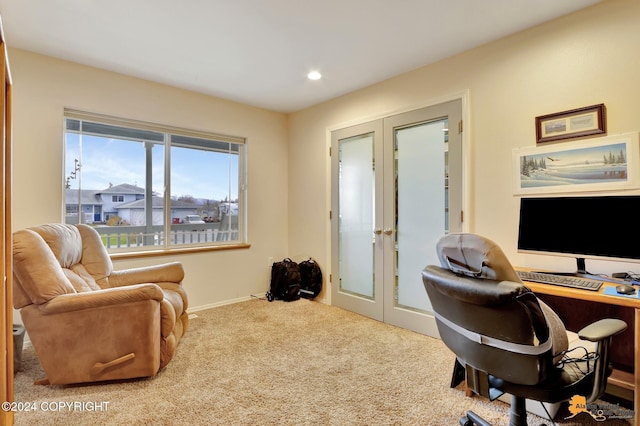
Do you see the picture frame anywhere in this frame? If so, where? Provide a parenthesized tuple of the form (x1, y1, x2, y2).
(513, 132, 640, 195)
(535, 104, 606, 144)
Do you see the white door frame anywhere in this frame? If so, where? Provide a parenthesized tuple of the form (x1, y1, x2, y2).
(325, 90, 471, 336)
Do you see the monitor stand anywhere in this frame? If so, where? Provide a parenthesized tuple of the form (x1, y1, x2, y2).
(545, 257, 588, 276)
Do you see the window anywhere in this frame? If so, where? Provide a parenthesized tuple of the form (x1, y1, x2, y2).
(64, 110, 246, 252)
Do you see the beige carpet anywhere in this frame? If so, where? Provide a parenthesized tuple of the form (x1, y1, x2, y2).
(12, 298, 633, 425)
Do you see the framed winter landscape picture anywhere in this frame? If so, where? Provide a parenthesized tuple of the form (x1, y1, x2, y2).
(513, 132, 640, 195)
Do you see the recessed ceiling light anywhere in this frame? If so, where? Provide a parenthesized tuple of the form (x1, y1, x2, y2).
(307, 71, 322, 81)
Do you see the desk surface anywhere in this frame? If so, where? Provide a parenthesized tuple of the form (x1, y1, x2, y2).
(523, 279, 640, 309)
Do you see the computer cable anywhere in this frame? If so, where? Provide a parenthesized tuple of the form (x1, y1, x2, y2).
(557, 345, 597, 376)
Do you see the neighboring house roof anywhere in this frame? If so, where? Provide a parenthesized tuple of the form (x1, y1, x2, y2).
(116, 196, 197, 209)
(65, 184, 196, 210)
(65, 189, 102, 205)
(98, 183, 145, 195)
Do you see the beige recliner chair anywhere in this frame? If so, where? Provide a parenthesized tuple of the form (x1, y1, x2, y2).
(12, 223, 189, 385)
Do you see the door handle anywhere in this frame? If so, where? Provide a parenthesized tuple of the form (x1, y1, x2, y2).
(383, 228, 393, 235)
(373, 228, 383, 235)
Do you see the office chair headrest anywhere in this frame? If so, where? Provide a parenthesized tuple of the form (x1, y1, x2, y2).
(436, 233, 522, 283)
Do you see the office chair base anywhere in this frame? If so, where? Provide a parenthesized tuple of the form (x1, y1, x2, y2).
(509, 395, 527, 426)
(458, 396, 530, 426)
(460, 410, 492, 426)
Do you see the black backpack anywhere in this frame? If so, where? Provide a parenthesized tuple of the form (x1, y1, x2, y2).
(298, 258, 323, 299)
(266, 258, 301, 302)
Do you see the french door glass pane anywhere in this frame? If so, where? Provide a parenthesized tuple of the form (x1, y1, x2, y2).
(338, 133, 375, 299)
(395, 119, 447, 312)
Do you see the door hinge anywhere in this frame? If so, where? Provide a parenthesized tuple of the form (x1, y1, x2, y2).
(458, 120, 463, 134)
(329, 146, 332, 156)
(460, 211, 464, 223)
(329, 210, 332, 220)
(329, 274, 332, 283)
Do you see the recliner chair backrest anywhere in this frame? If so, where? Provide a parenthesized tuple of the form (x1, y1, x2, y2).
(13, 224, 113, 308)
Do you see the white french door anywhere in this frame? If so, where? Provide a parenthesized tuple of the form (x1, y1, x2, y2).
(331, 99, 463, 336)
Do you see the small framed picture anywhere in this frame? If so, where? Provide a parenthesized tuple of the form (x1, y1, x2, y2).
(535, 104, 606, 144)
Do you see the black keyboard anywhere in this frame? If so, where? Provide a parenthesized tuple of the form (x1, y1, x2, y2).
(516, 271, 603, 291)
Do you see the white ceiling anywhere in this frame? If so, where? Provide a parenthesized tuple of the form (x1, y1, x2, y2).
(0, 0, 601, 113)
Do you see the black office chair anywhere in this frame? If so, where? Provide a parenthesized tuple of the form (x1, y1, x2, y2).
(422, 233, 627, 426)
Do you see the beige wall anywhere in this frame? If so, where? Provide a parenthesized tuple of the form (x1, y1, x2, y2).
(9, 48, 290, 313)
(288, 0, 640, 302)
(9, 0, 640, 314)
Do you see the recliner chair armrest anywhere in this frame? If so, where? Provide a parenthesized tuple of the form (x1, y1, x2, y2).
(39, 284, 164, 315)
(578, 318, 627, 342)
(109, 261, 185, 287)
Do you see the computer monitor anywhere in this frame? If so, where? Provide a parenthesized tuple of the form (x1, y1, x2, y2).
(517, 195, 640, 276)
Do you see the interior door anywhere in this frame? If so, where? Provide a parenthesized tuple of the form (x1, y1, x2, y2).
(331, 99, 462, 335)
(383, 100, 462, 335)
(331, 120, 384, 321)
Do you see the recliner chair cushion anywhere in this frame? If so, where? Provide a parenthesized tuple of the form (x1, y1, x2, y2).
(13, 229, 77, 307)
(31, 223, 84, 268)
(76, 222, 113, 287)
(63, 265, 101, 292)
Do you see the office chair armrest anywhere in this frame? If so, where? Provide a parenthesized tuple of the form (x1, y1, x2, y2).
(578, 318, 627, 342)
(577, 318, 627, 403)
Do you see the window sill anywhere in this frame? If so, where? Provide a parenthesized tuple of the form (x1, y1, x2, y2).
(109, 243, 251, 260)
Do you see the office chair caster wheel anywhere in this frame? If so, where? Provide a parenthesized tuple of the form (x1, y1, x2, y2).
(460, 410, 492, 426)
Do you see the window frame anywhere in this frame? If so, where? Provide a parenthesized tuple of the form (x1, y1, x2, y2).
(63, 109, 248, 256)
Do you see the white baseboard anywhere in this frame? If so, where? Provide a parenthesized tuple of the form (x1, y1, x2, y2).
(188, 294, 329, 313)
(187, 295, 255, 313)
